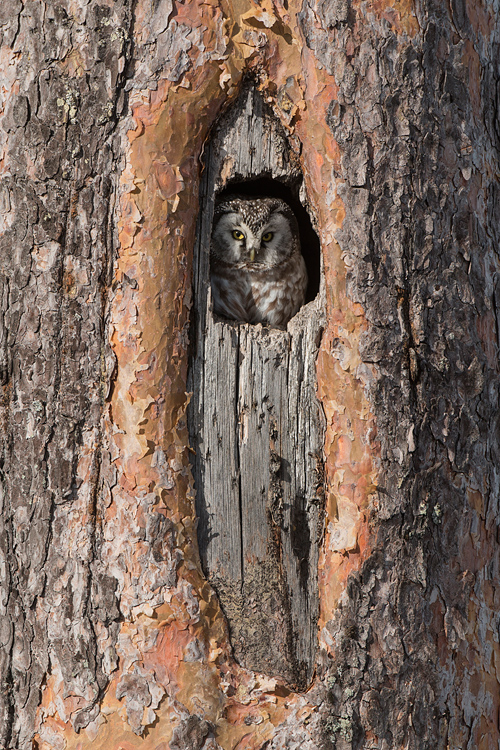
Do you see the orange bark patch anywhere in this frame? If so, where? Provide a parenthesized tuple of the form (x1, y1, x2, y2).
(363, 0, 420, 37)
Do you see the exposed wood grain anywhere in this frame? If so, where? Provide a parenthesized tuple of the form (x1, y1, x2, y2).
(188, 86, 325, 689)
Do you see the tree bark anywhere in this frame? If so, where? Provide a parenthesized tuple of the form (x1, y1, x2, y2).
(0, 1, 499, 749)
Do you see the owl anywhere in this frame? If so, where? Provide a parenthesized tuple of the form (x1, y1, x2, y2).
(210, 196, 308, 328)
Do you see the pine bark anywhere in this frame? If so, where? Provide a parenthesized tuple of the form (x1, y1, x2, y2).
(0, 1, 499, 749)
(0, 2, 131, 746)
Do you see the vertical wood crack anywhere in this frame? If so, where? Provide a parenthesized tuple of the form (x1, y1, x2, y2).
(235, 326, 244, 593)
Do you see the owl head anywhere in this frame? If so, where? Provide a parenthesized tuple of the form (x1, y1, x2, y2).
(211, 196, 300, 267)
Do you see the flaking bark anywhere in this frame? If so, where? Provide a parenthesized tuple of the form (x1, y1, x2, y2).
(0, 2, 131, 746)
(0, 1, 499, 749)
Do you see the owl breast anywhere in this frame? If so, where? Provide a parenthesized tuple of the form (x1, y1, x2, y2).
(210, 197, 308, 328)
(211, 254, 307, 328)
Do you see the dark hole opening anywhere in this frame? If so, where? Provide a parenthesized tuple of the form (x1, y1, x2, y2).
(216, 177, 321, 303)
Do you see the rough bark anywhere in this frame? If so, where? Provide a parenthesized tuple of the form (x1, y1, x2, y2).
(0, 2, 131, 747)
(0, 1, 498, 749)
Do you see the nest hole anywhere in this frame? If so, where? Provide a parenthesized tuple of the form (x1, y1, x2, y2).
(216, 176, 321, 304)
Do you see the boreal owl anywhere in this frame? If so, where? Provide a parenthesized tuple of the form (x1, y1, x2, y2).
(210, 196, 308, 328)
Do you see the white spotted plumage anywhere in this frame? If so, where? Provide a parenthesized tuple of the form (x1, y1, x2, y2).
(210, 196, 308, 328)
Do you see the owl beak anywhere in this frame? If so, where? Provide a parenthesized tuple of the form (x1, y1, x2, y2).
(248, 241, 259, 262)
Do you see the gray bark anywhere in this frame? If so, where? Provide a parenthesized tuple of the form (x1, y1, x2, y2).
(304, 3, 500, 747)
(0, 2, 130, 746)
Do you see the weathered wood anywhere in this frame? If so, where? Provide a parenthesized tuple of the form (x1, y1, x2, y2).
(188, 86, 325, 689)
(2, 1, 500, 747)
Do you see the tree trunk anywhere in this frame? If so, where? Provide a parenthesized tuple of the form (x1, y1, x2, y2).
(0, 1, 499, 749)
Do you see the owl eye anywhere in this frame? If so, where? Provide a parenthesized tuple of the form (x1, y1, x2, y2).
(262, 231, 274, 242)
(232, 229, 245, 240)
